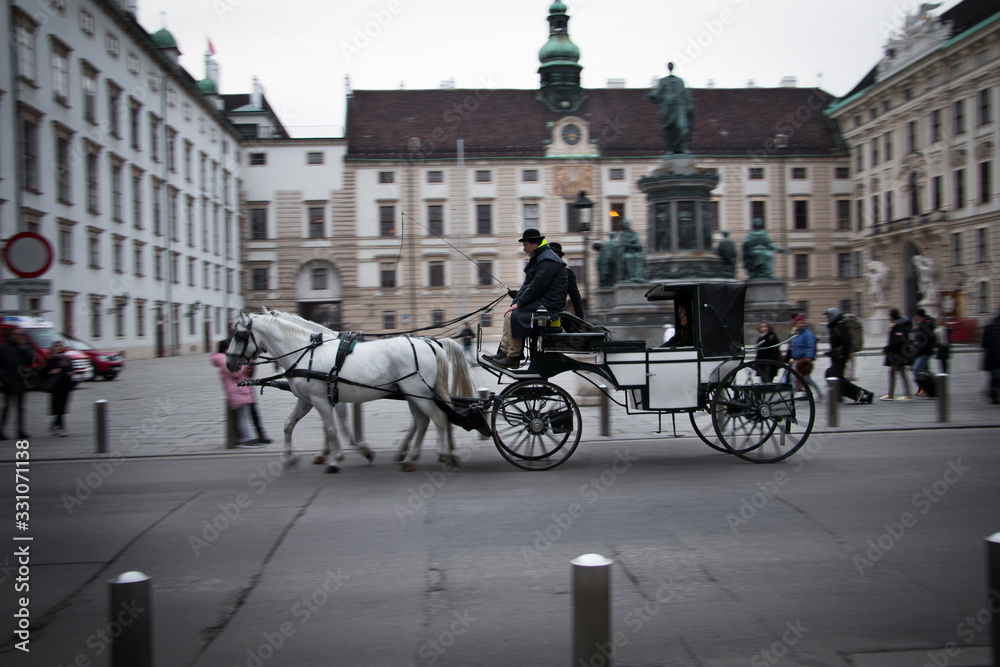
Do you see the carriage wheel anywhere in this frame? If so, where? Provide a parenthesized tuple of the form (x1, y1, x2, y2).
(711, 360, 815, 463)
(491, 380, 582, 471)
(691, 382, 767, 454)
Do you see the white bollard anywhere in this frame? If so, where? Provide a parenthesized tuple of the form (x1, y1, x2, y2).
(108, 571, 153, 667)
(825, 377, 839, 428)
(572, 553, 613, 666)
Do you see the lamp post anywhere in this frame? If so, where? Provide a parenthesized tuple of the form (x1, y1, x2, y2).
(573, 190, 593, 312)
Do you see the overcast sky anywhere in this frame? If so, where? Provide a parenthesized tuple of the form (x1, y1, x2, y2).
(136, 0, 964, 138)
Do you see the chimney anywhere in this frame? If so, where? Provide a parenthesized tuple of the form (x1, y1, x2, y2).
(122, 0, 137, 15)
(706, 79, 715, 88)
(746, 79, 756, 88)
(780, 76, 797, 88)
(251, 76, 263, 108)
(440, 78, 455, 89)
(606, 78, 625, 88)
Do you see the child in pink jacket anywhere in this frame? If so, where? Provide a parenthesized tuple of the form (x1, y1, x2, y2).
(211, 341, 259, 448)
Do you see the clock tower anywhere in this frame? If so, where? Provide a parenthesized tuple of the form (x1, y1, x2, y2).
(537, 1, 585, 112)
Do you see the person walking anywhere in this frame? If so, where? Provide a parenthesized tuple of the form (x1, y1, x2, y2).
(211, 340, 261, 447)
(881, 308, 914, 401)
(982, 307, 1000, 404)
(457, 321, 475, 364)
(824, 308, 873, 403)
(789, 316, 824, 400)
(935, 321, 951, 375)
(754, 321, 782, 382)
(245, 362, 272, 444)
(0, 329, 36, 440)
(40, 340, 76, 435)
(911, 308, 937, 396)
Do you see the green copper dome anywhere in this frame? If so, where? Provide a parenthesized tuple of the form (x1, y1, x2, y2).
(196, 78, 218, 95)
(151, 28, 178, 50)
(539, 35, 579, 63)
(549, 1, 567, 12)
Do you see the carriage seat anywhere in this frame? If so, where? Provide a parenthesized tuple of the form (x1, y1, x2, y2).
(538, 311, 612, 353)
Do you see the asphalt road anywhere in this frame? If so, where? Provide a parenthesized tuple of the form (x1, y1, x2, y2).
(2, 427, 998, 667)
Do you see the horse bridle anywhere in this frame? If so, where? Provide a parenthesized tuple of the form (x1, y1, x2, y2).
(228, 316, 260, 366)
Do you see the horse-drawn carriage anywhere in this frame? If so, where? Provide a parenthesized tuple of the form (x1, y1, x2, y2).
(477, 282, 816, 469)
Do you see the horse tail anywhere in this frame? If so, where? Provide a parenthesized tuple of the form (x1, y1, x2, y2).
(440, 338, 475, 398)
(432, 340, 452, 405)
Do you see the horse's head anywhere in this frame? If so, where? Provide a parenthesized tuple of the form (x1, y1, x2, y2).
(226, 314, 261, 372)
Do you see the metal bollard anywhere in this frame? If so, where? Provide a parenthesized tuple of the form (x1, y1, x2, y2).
(599, 385, 610, 437)
(108, 571, 153, 667)
(95, 400, 108, 453)
(572, 553, 614, 667)
(225, 400, 237, 449)
(825, 378, 840, 428)
(987, 532, 1000, 666)
(936, 373, 949, 423)
(353, 402, 363, 441)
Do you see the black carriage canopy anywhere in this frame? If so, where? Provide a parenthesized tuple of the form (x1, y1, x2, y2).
(644, 282, 746, 358)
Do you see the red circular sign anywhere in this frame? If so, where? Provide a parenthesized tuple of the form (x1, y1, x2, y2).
(3, 232, 53, 279)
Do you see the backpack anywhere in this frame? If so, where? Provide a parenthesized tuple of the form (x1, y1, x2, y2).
(843, 313, 864, 354)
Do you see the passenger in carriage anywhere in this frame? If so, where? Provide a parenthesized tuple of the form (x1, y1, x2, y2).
(547, 242, 584, 318)
(486, 229, 568, 368)
(660, 303, 693, 347)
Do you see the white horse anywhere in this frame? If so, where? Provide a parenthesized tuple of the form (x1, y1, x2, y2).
(227, 311, 475, 472)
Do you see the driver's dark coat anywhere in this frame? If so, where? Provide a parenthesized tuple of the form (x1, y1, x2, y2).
(511, 244, 567, 338)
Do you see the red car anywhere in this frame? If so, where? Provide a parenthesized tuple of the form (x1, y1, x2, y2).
(63, 335, 126, 381)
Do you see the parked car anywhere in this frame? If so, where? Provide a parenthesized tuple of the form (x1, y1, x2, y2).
(63, 335, 126, 381)
(0, 316, 94, 382)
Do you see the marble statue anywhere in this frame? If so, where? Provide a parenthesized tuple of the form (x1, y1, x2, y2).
(866, 260, 890, 305)
(912, 254, 939, 304)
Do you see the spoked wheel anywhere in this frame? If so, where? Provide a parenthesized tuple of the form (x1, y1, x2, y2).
(711, 360, 815, 463)
(491, 380, 582, 471)
(690, 387, 727, 453)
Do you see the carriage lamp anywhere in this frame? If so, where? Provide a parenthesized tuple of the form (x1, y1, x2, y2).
(573, 191, 594, 309)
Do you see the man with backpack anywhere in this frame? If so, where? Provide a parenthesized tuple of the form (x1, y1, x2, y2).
(824, 308, 874, 403)
(912, 308, 937, 397)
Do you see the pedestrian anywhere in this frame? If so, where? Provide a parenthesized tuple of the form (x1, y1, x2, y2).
(789, 316, 825, 400)
(911, 308, 937, 396)
(881, 308, 914, 401)
(245, 362, 272, 444)
(982, 306, 1000, 404)
(754, 321, 781, 382)
(547, 242, 584, 318)
(457, 320, 475, 364)
(211, 340, 261, 447)
(824, 308, 873, 403)
(0, 328, 35, 440)
(782, 312, 799, 364)
(935, 321, 951, 375)
(40, 340, 76, 435)
(485, 229, 567, 368)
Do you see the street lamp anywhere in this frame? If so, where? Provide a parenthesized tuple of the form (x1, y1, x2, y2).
(573, 190, 594, 313)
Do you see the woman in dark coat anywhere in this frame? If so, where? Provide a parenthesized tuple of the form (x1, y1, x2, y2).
(41, 340, 75, 435)
(0, 328, 36, 440)
(753, 321, 782, 381)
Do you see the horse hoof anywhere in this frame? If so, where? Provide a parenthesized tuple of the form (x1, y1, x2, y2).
(283, 455, 299, 469)
(325, 465, 340, 474)
(393, 452, 405, 463)
(362, 448, 376, 464)
(438, 454, 460, 468)
(312, 455, 327, 465)
(401, 462, 415, 472)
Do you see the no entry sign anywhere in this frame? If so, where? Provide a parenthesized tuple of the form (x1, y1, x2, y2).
(3, 232, 54, 279)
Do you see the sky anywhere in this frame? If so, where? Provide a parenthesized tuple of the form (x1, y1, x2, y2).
(136, 0, 965, 138)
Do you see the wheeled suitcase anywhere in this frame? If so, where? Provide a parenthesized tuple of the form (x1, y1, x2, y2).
(914, 371, 937, 397)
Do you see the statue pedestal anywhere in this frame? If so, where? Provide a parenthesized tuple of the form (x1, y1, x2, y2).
(917, 298, 940, 319)
(592, 283, 670, 347)
(867, 305, 891, 337)
(743, 279, 793, 343)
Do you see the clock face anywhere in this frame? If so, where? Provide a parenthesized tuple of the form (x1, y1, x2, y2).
(562, 123, 581, 146)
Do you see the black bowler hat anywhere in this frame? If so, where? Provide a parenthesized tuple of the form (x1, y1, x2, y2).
(517, 228, 545, 243)
(548, 242, 565, 257)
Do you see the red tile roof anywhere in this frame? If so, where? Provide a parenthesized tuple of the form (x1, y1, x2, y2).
(345, 87, 844, 160)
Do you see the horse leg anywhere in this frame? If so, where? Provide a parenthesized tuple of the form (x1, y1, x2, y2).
(400, 404, 430, 472)
(316, 407, 344, 474)
(283, 398, 313, 467)
(335, 402, 375, 464)
(429, 404, 460, 468)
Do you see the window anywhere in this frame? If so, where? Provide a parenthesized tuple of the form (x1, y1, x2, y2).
(20, 116, 40, 191)
(251, 268, 268, 291)
(750, 201, 766, 228)
(51, 42, 70, 103)
(90, 299, 102, 339)
(58, 224, 74, 263)
(111, 161, 123, 220)
(379, 205, 395, 236)
(794, 254, 809, 279)
(184, 141, 192, 181)
(131, 169, 143, 228)
(427, 204, 443, 236)
(475, 170, 491, 183)
(108, 83, 121, 137)
(383, 311, 396, 329)
(168, 188, 179, 241)
(152, 181, 163, 235)
(126, 52, 139, 76)
(79, 9, 95, 36)
(88, 232, 101, 268)
(311, 268, 327, 290)
(567, 202, 585, 233)
(884, 132, 893, 161)
(133, 242, 143, 276)
(906, 121, 917, 153)
(953, 99, 966, 135)
(871, 195, 880, 223)
(932, 175, 943, 210)
(951, 232, 963, 266)
(166, 128, 177, 172)
(904, 87, 913, 101)
(793, 201, 808, 229)
(476, 203, 492, 235)
(106, 32, 119, 58)
(427, 170, 443, 183)
(523, 202, 539, 228)
(149, 115, 161, 161)
(853, 115, 862, 128)
(856, 200, 864, 231)
(976, 48, 991, 67)
(955, 169, 966, 210)
(931, 109, 942, 142)
(153, 249, 163, 280)
(82, 63, 98, 122)
(481, 312, 492, 328)
(380, 263, 396, 288)
(837, 200, 851, 230)
(55, 134, 72, 202)
(14, 13, 36, 81)
(308, 207, 325, 238)
(837, 253, 853, 278)
(249, 153, 266, 166)
(431, 310, 445, 328)
(429, 261, 445, 287)
(791, 167, 808, 180)
(886, 190, 895, 221)
(477, 260, 493, 287)
(978, 228, 989, 264)
(749, 167, 765, 180)
(871, 138, 879, 166)
(113, 237, 124, 273)
(609, 168, 625, 181)
(979, 88, 992, 125)
(379, 171, 395, 184)
(85, 148, 100, 213)
(250, 209, 267, 240)
(609, 202, 625, 232)
(979, 282, 990, 314)
(171, 252, 180, 284)
(186, 196, 195, 247)
(307, 152, 324, 165)
(522, 169, 538, 182)
(980, 162, 992, 204)
(136, 301, 145, 338)
(129, 100, 141, 150)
